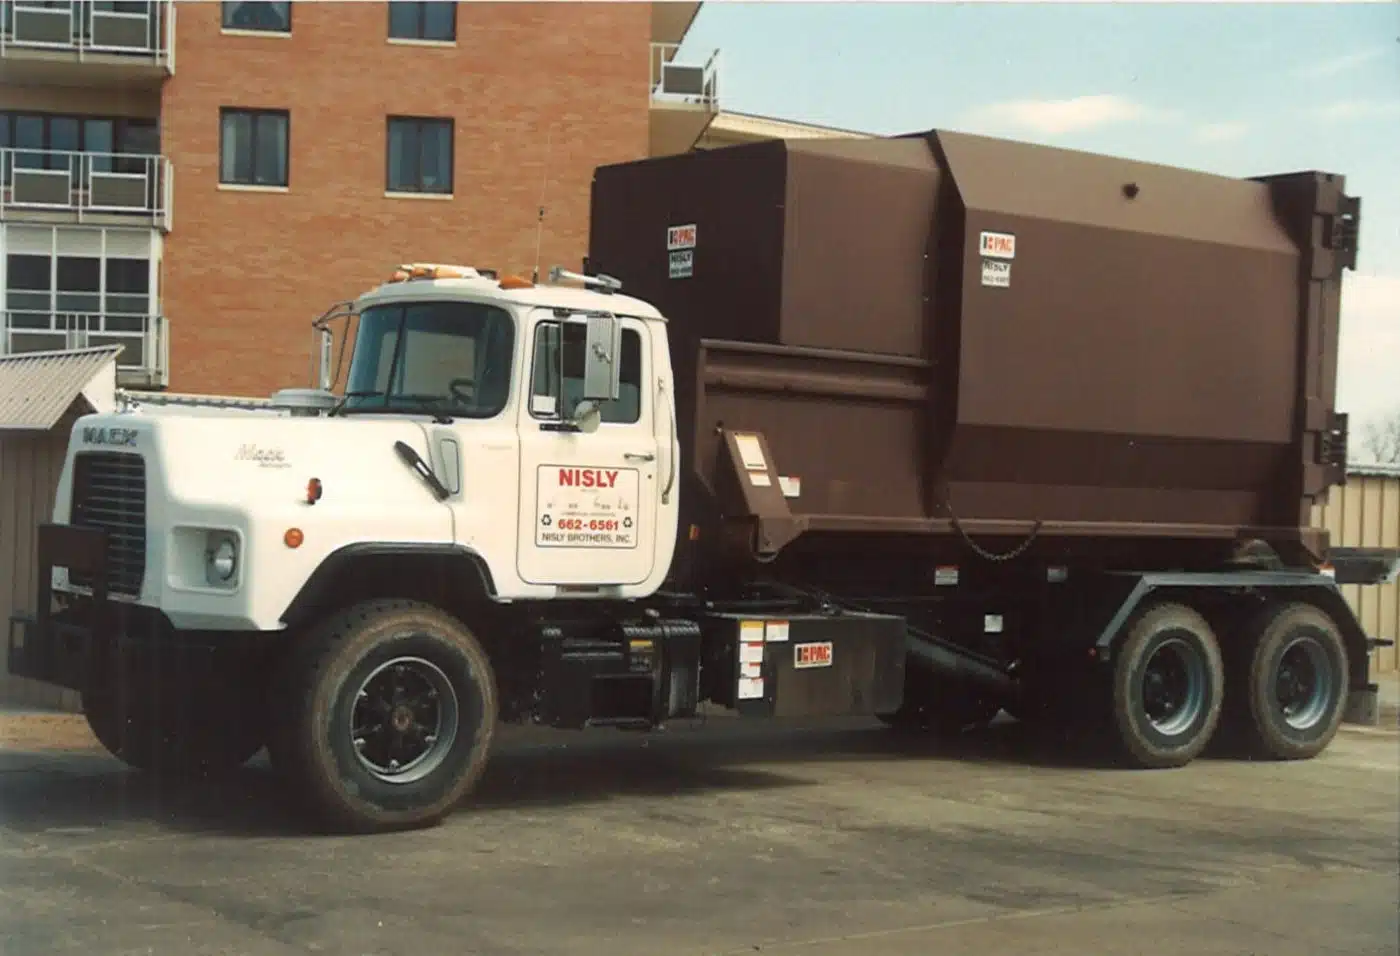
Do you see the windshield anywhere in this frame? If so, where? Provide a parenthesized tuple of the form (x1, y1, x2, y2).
(341, 300, 515, 418)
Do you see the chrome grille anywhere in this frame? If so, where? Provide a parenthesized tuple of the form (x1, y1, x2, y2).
(68, 452, 147, 597)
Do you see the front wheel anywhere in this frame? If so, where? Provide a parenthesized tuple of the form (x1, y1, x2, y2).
(1109, 602, 1224, 769)
(268, 599, 498, 833)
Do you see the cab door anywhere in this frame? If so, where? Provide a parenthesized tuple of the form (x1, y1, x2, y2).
(516, 310, 660, 587)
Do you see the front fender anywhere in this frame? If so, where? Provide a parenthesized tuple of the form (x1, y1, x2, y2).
(277, 542, 498, 627)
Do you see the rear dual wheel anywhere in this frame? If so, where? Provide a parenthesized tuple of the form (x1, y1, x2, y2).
(1109, 602, 1224, 768)
(1228, 602, 1348, 761)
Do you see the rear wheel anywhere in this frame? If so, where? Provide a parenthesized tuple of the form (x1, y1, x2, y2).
(268, 599, 497, 833)
(1232, 603, 1348, 761)
(1108, 602, 1224, 768)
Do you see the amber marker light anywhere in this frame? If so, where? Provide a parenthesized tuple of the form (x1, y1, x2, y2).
(306, 477, 323, 505)
(284, 528, 304, 549)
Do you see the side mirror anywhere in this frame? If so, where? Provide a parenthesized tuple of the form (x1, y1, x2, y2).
(570, 399, 602, 434)
(561, 314, 621, 403)
(315, 327, 334, 391)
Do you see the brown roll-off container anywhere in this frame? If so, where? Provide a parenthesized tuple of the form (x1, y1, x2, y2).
(586, 130, 1361, 571)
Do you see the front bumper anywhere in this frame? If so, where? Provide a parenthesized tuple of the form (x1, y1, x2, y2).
(7, 524, 114, 692)
(6, 523, 245, 694)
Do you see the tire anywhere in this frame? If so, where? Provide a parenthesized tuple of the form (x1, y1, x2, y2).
(82, 680, 265, 779)
(267, 599, 498, 834)
(1109, 602, 1224, 769)
(1233, 602, 1348, 761)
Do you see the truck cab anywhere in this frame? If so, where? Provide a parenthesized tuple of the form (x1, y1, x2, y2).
(328, 263, 681, 602)
(35, 264, 683, 639)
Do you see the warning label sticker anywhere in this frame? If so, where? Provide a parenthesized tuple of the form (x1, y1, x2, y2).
(738, 676, 765, 700)
(535, 465, 640, 549)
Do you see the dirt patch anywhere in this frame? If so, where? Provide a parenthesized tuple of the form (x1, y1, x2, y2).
(0, 713, 101, 753)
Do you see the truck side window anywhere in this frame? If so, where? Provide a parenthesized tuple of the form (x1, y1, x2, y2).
(530, 322, 642, 424)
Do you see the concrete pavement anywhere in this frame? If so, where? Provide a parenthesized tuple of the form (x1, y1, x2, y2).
(1, 712, 1396, 955)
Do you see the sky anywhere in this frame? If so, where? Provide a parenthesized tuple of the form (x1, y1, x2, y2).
(678, 1, 1400, 453)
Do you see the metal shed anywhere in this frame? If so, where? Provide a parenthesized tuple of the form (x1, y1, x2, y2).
(1312, 464, 1400, 675)
(0, 345, 122, 711)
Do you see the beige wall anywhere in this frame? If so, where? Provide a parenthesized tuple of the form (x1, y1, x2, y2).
(0, 425, 81, 711)
(1311, 470, 1400, 674)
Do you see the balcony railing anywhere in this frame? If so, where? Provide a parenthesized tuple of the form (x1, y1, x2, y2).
(0, 0, 174, 71)
(650, 42, 720, 110)
(2, 309, 168, 387)
(1, 147, 172, 231)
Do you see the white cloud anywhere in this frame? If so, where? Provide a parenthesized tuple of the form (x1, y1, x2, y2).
(1297, 48, 1386, 79)
(1194, 121, 1249, 143)
(1337, 274, 1400, 430)
(1309, 99, 1400, 122)
(963, 94, 1149, 135)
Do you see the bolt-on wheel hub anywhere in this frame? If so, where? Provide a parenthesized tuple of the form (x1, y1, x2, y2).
(1140, 636, 1207, 737)
(350, 655, 460, 785)
(1273, 635, 1335, 732)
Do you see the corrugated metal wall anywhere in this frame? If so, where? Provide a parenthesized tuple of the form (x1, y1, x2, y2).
(1312, 469, 1400, 674)
(0, 426, 81, 712)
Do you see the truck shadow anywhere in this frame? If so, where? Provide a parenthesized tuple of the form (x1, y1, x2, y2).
(0, 717, 1218, 839)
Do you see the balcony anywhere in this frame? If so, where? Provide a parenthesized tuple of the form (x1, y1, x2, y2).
(651, 2, 701, 47)
(649, 41, 720, 157)
(2, 309, 168, 388)
(0, 0, 174, 88)
(1, 147, 172, 231)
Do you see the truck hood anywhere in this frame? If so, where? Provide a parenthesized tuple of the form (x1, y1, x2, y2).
(61, 408, 446, 518)
(54, 407, 459, 629)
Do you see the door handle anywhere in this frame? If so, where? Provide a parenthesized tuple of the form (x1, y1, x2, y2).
(624, 452, 656, 462)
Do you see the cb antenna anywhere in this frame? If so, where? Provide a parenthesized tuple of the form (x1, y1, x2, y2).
(532, 126, 553, 284)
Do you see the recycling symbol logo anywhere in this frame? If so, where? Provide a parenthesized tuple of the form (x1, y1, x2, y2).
(541, 515, 552, 527)
(623, 517, 633, 529)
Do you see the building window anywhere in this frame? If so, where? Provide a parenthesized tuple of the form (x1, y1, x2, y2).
(4, 255, 54, 315)
(386, 116, 452, 194)
(222, 1, 291, 33)
(3, 252, 153, 355)
(0, 111, 159, 175)
(529, 323, 643, 425)
(105, 258, 152, 316)
(388, 2, 456, 41)
(220, 108, 289, 187)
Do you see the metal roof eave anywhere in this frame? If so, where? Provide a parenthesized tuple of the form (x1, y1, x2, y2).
(0, 345, 124, 432)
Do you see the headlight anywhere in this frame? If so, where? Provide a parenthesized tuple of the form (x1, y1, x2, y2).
(206, 536, 238, 584)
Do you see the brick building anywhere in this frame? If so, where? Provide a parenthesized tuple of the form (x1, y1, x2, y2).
(0, 0, 715, 396)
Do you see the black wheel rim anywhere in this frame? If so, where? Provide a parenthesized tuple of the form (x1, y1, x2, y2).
(350, 654, 459, 784)
(1141, 636, 1207, 737)
(1273, 634, 1335, 732)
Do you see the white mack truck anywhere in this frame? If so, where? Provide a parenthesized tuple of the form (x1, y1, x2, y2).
(8, 134, 1389, 833)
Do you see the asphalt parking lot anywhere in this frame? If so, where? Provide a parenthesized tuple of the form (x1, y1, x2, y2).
(1, 712, 1397, 956)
